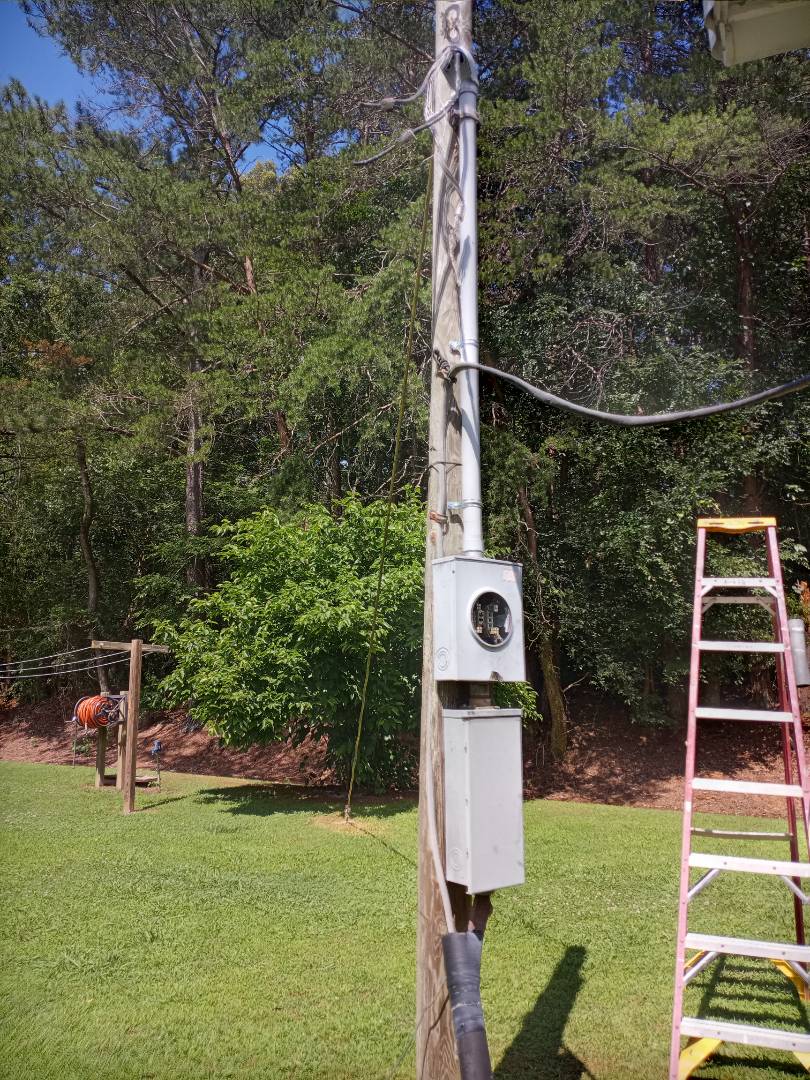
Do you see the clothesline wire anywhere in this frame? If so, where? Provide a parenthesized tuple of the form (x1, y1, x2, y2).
(0, 645, 97, 669)
(1, 652, 131, 680)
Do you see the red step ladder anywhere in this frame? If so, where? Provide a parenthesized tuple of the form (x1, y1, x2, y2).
(670, 517, 810, 1079)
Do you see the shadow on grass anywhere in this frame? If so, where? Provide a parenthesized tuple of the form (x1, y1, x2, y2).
(495, 945, 592, 1080)
(687, 956, 809, 1076)
(195, 782, 415, 820)
(136, 793, 195, 812)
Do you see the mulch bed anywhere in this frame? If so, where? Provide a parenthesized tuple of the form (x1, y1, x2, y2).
(2, 687, 809, 816)
(526, 686, 810, 816)
(0, 694, 330, 786)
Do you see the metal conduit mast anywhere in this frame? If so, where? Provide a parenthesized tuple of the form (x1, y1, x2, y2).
(454, 37, 483, 559)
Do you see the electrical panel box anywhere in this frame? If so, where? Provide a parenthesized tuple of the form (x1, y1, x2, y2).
(432, 555, 525, 682)
(443, 707, 525, 893)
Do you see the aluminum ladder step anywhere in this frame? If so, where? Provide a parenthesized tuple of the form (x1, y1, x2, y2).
(694, 706, 793, 723)
(685, 932, 810, 963)
(701, 576, 778, 592)
(691, 827, 792, 841)
(692, 778, 802, 797)
(699, 640, 785, 653)
(690, 852, 810, 877)
(703, 594, 775, 606)
(680, 1017, 810, 1054)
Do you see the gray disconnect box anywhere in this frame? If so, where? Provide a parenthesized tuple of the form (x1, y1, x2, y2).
(444, 708, 525, 893)
(432, 555, 525, 682)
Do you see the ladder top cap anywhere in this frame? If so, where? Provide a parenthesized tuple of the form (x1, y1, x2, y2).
(697, 516, 777, 532)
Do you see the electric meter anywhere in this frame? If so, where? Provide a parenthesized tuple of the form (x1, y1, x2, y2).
(432, 555, 525, 681)
(471, 591, 512, 647)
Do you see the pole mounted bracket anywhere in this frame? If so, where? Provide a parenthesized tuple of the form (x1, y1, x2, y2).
(435, 350, 454, 381)
(453, 93, 480, 126)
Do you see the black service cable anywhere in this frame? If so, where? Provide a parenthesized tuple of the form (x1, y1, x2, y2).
(446, 362, 810, 427)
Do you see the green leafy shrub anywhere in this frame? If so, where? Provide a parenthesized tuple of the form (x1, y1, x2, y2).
(156, 491, 425, 787)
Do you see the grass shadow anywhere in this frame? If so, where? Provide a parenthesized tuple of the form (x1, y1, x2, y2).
(495, 944, 592, 1080)
(687, 955, 809, 1076)
(195, 782, 415, 820)
(136, 793, 194, 812)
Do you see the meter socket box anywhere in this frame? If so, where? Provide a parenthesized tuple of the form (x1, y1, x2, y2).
(443, 707, 525, 893)
(432, 555, 525, 682)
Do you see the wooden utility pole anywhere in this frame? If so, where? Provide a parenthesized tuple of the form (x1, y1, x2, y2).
(416, 3, 474, 1076)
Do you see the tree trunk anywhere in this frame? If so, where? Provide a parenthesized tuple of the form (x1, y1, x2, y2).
(732, 213, 756, 368)
(326, 448, 342, 513)
(517, 485, 569, 759)
(240, 241, 291, 456)
(184, 366, 209, 590)
(275, 410, 292, 452)
(729, 203, 762, 513)
(539, 637, 568, 760)
(75, 435, 108, 692)
(742, 471, 763, 516)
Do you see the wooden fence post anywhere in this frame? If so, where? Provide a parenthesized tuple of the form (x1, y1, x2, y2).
(90, 640, 168, 810)
(94, 726, 107, 788)
(116, 692, 127, 790)
(123, 640, 142, 814)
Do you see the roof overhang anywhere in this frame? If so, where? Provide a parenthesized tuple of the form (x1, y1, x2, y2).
(703, 0, 810, 66)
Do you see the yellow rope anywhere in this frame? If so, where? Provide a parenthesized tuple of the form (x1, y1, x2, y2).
(344, 160, 433, 820)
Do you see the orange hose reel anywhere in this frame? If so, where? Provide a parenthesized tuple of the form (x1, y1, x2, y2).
(73, 694, 118, 730)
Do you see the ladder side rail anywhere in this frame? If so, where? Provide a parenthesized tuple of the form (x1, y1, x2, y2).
(669, 525, 708, 1080)
(780, 719, 805, 947)
(766, 526, 808, 949)
(767, 526, 810, 849)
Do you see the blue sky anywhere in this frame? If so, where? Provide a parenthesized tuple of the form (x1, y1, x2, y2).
(0, 2, 99, 108)
(0, 2, 278, 166)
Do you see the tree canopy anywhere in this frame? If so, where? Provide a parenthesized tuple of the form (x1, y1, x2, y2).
(1, 1, 808, 777)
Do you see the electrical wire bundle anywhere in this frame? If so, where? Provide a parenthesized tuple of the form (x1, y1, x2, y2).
(0, 645, 130, 681)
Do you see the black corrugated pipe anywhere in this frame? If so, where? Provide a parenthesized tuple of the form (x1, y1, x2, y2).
(442, 931, 492, 1080)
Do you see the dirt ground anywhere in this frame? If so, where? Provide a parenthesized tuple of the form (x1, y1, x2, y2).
(0, 692, 331, 787)
(2, 687, 809, 816)
(528, 687, 810, 817)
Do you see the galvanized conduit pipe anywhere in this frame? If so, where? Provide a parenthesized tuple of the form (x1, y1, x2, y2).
(454, 51, 484, 559)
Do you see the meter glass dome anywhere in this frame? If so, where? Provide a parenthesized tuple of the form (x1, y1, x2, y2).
(471, 591, 512, 648)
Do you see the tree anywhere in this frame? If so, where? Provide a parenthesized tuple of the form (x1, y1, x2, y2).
(156, 491, 426, 786)
(1, 0, 807, 765)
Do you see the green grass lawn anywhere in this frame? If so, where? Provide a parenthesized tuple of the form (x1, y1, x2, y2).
(0, 761, 807, 1079)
